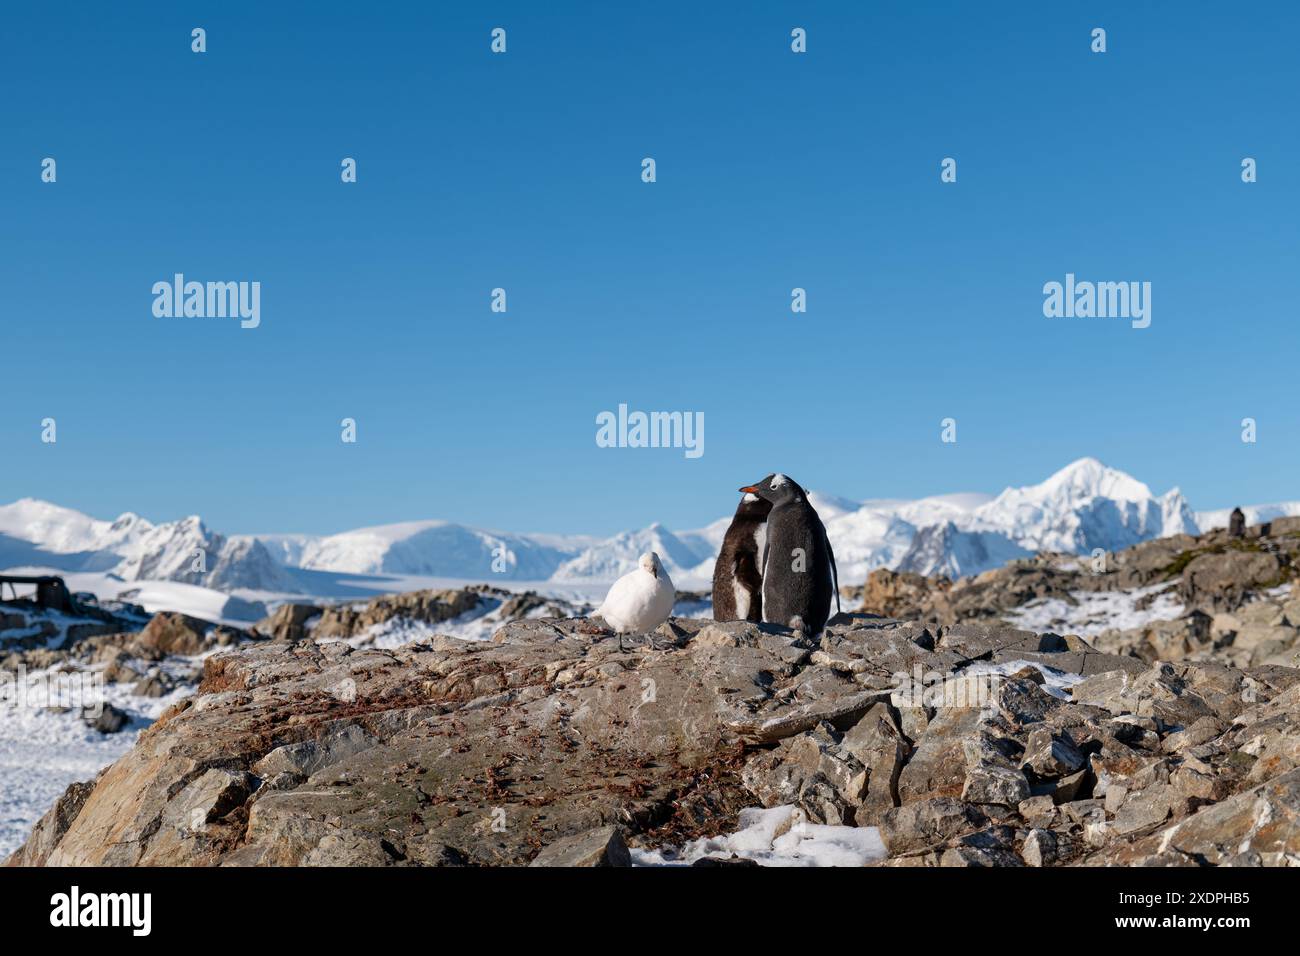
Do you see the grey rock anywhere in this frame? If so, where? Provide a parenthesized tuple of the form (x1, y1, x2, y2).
(897, 703, 984, 803)
(742, 723, 866, 825)
(1018, 794, 1056, 826)
(255, 602, 320, 642)
(1113, 785, 1174, 835)
(840, 702, 911, 823)
(529, 826, 630, 867)
(12, 527, 1300, 871)
(962, 762, 1030, 807)
(1021, 828, 1057, 867)
(132, 673, 172, 698)
(1052, 768, 1093, 805)
(82, 703, 129, 734)
(879, 798, 987, 855)
(175, 769, 257, 826)
(1154, 767, 1300, 865)
(1022, 728, 1086, 778)
(1179, 550, 1282, 613)
(253, 723, 378, 779)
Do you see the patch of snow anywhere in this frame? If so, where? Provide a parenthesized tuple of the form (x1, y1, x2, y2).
(0, 603, 135, 651)
(0, 656, 200, 860)
(329, 598, 511, 648)
(961, 659, 1087, 700)
(17, 569, 263, 627)
(631, 805, 886, 867)
(1002, 583, 1185, 638)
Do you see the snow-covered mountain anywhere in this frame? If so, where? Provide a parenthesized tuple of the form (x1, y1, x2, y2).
(896, 522, 1034, 579)
(0, 498, 299, 593)
(970, 457, 1197, 554)
(0, 458, 1282, 597)
(551, 523, 708, 583)
(282, 519, 588, 581)
(0, 499, 147, 571)
(867, 459, 1197, 578)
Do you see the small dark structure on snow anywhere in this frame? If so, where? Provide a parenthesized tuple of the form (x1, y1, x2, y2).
(0, 574, 75, 613)
(1228, 507, 1246, 538)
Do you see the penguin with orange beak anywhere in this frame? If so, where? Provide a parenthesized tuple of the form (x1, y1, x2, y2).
(739, 473, 839, 635)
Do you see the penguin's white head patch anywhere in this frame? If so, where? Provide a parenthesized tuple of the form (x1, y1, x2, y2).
(741, 492, 759, 503)
(770, 474, 789, 491)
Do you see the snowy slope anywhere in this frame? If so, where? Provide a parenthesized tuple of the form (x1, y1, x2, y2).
(821, 508, 921, 582)
(0, 657, 196, 860)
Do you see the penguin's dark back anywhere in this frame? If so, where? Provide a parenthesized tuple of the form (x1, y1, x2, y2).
(762, 498, 834, 631)
(765, 501, 830, 567)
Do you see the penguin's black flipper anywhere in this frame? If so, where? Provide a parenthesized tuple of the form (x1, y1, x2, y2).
(825, 531, 840, 613)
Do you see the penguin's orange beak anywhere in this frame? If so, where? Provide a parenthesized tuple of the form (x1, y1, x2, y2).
(739, 485, 759, 493)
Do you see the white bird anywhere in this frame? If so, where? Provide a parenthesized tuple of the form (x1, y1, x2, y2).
(596, 551, 676, 650)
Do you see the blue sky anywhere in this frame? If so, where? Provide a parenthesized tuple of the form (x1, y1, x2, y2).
(2, 1, 1297, 536)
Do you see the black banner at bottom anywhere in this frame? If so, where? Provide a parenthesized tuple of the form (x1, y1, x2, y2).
(0, 865, 1277, 942)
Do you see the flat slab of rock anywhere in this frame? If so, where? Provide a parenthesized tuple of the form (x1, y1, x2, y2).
(528, 826, 630, 867)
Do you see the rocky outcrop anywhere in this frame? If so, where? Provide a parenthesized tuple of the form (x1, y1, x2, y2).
(1177, 549, 1283, 612)
(1089, 589, 1300, 670)
(12, 605, 1300, 867)
(312, 589, 481, 641)
(253, 589, 487, 643)
(1, 605, 250, 684)
(135, 612, 219, 657)
(252, 587, 580, 647)
(0, 596, 148, 656)
(862, 519, 1298, 630)
(255, 603, 319, 643)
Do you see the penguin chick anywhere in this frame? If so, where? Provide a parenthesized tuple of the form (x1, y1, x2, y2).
(712, 491, 772, 622)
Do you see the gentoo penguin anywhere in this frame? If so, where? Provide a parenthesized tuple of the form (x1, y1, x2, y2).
(712, 492, 772, 622)
(741, 473, 840, 635)
(596, 551, 676, 650)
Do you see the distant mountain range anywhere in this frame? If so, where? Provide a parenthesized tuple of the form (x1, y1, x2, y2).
(3, 458, 1298, 597)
